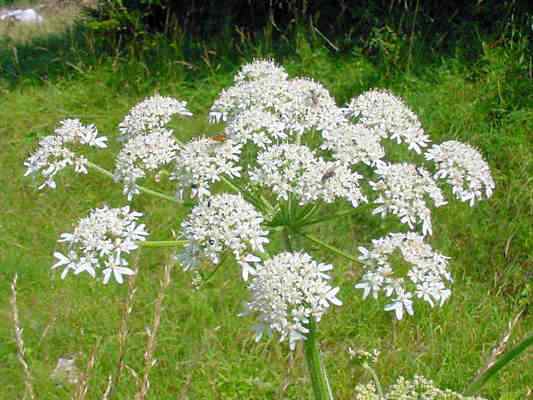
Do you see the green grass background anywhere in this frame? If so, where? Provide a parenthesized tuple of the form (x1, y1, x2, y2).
(0, 4, 532, 399)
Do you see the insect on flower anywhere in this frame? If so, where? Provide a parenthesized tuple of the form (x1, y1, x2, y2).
(321, 167, 336, 183)
(209, 134, 227, 143)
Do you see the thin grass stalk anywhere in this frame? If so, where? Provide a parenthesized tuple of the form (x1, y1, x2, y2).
(472, 308, 524, 381)
(465, 308, 530, 395)
(10, 274, 36, 400)
(74, 338, 101, 400)
(134, 263, 174, 400)
(102, 252, 141, 400)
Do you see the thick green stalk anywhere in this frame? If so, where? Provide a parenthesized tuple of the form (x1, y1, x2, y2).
(282, 228, 333, 400)
(304, 318, 334, 400)
(87, 161, 179, 204)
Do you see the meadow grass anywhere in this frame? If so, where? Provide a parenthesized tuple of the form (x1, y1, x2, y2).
(0, 8, 532, 399)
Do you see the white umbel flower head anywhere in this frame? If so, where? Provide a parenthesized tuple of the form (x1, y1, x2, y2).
(321, 122, 386, 166)
(356, 232, 452, 319)
(251, 143, 366, 207)
(178, 194, 269, 280)
(370, 162, 446, 236)
(24, 119, 108, 190)
(244, 252, 341, 350)
(52, 206, 148, 284)
(114, 129, 179, 200)
(280, 78, 345, 134)
(345, 89, 430, 153)
(224, 109, 288, 148)
(234, 59, 289, 84)
(425, 140, 495, 205)
(119, 95, 192, 139)
(209, 77, 290, 124)
(172, 136, 242, 199)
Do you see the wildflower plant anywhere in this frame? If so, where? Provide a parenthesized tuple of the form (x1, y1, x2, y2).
(25, 61, 495, 399)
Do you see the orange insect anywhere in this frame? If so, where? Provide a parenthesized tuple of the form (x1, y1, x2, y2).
(209, 134, 227, 143)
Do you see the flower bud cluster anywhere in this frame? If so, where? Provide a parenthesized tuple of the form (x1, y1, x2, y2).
(250, 143, 366, 207)
(370, 162, 446, 236)
(172, 137, 242, 199)
(345, 89, 430, 153)
(119, 94, 192, 139)
(354, 375, 486, 400)
(24, 119, 107, 190)
(244, 252, 341, 349)
(53, 206, 148, 284)
(425, 140, 495, 205)
(356, 232, 452, 319)
(114, 129, 179, 200)
(177, 194, 268, 280)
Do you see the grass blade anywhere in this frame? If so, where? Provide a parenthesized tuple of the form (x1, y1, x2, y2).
(465, 332, 533, 395)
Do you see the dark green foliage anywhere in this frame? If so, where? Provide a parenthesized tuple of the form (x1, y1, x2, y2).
(87, 0, 532, 53)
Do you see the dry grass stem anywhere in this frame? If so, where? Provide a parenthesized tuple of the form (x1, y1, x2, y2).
(10, 274, 36, 400)
(103, 252, 141, 399)
(74, 338, 101, 400)
(473, 307, 525, 380)
(134, 263, 174, 400)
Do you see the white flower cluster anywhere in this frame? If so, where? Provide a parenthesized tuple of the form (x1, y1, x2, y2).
(345, 89, 430, 153)
(224, 109, 287, 148)
(24, 119, 107, 190)
(177, 194, 268, 279)
(209, 62, 344, 135)
(119, 94, 192, 139)
(354, 375, 486, 400)
(114, 129, 179, 200)
(425, 140, 495, 205)
(250, 144, 366, 207)
(321, 122, 385, 166)
(356, 232, 452, 320)
(172, 137, 242, 199)
(370, 163, 446, 236)
(209, 69, 289, 123)
(53, 206, 148, 284)
(234, 58, 289, 84)
(244, 252, 341, 349)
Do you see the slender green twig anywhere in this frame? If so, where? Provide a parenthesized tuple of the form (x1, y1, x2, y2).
(299, 208, 360, 228)
(298, 232, 360, 265)
(87, 162, 179, 203)
(362, 363, 384, 399)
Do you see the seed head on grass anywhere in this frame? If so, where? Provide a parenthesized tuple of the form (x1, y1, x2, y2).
(10, 274, 35, 400)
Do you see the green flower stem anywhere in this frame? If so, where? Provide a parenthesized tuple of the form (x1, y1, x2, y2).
(298, 232, 360, 265)
(87, 161, 180, 204)
(282, 228, 293, 252)
(362, 363, 384, 399)
(304, 317, 334, 400)
(140, 240, 188, 248)
(281, 228, 332, 400)
(300, 208, 360, 228)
